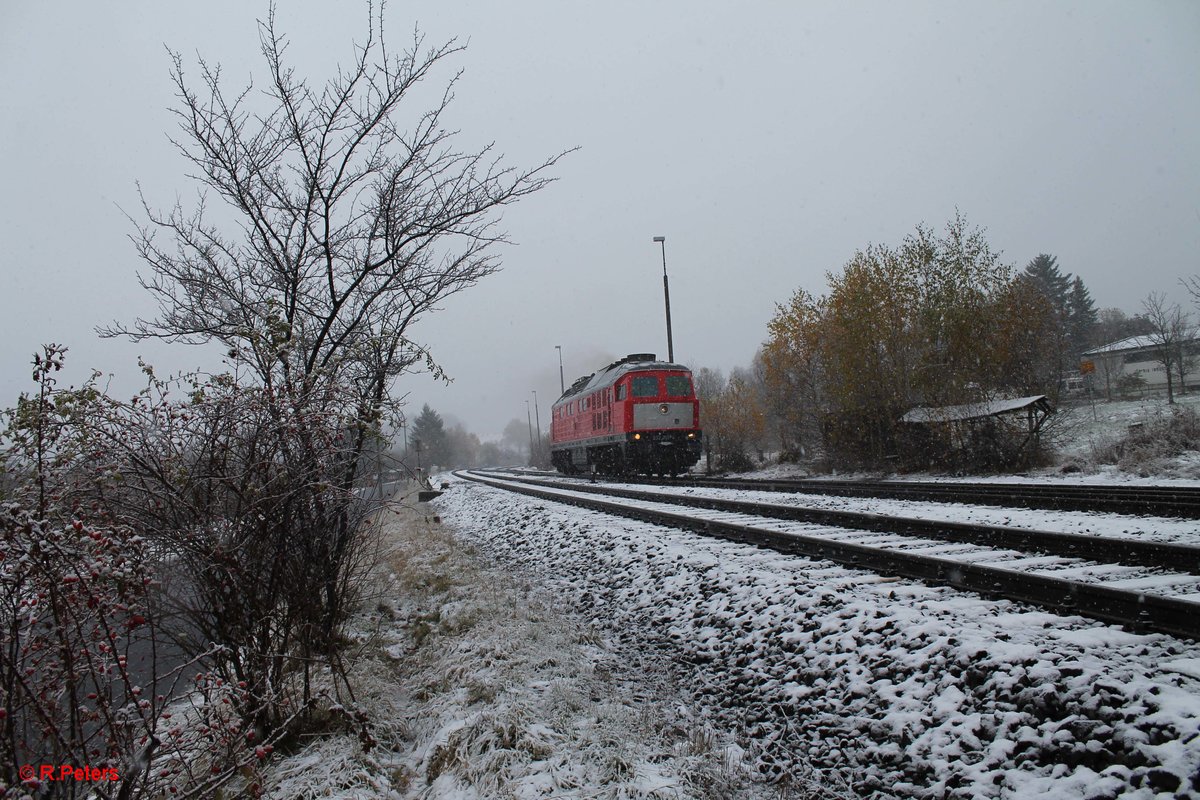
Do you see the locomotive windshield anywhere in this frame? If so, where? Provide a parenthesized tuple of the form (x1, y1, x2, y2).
(665, 376, 692, 397)
(631, 376, 659, 397)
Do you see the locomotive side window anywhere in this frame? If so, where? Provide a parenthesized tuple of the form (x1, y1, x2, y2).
(616, 384, 627, 401)
(666, 376, 692, 397)
(631, 376, 659, 397)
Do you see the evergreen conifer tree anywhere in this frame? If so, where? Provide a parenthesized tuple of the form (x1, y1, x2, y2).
(1021, 254, 1071, 317)
(411, 404, 451, 469)
(1021, 254, 1100, 361)
(1066, 275, 1098, 355)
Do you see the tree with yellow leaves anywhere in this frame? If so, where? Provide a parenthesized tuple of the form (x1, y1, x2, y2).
(761, 290, 828, 459)
(763, 214, 1060, 468)
(695, 366, 767, 472)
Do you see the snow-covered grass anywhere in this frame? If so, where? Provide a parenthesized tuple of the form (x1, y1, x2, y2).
(1050, 394, 1200, 480)
(262, 486, 783, 799)
(436, 478, 1200, 800)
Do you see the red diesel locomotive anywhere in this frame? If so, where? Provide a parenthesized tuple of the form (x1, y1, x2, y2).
(550, 353, 703, 476)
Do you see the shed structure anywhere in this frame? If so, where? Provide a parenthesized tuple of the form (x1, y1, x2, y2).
(899, 395, 1053, 468)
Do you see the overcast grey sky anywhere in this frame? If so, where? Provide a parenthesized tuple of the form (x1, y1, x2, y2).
(2, 1, 1197, 437)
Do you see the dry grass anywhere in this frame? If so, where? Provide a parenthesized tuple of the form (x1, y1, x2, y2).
(259, 482, 799, 799)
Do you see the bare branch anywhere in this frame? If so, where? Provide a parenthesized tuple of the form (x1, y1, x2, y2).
(106, 5, 571, 418)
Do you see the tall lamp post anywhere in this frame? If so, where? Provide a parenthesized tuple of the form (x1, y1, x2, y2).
(653, 236, 674, 362)
(555, 345, 565, 394)
(531, 390, 543, 466)
(525, 400, 535, 465)
(398, 418, 408, 472)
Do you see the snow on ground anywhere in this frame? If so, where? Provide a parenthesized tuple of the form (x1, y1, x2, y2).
(263, 487, 783, 799)
(257, 391, 1200, 798)
(1053, 395, 1200, 466)
(434, 476, 1200, 799)
(510, 473, 1200, 547)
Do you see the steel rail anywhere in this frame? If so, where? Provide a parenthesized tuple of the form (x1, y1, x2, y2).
(455, 470, 1200, 640)
(641, 475, 1200, 518)
(487, 469, 1200, 517)
(480, 472, 1200, 574)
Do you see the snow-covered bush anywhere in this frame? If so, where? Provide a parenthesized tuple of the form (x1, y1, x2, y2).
(1, 346, 381, 797)
(1094, 405, 1200, 475)
(0, 501, 161, 797)
(0, 346, 265, 798)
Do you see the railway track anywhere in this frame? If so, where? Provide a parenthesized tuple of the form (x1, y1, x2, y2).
(490, 468, 1200, 517)
(656, 475, 1200, 517)
(455, 469, 1200, 640)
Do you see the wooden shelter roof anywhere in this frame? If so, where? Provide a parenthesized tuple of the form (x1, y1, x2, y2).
(900, 395, 1051, 425)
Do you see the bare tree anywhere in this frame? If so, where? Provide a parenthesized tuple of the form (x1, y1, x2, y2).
(1183, 274, 1200, 309)
(1093, 345, 1126, 402)
(693, 366, 724, 472)
(1177, 276, 1200, 392)
(111, 7, 568, 406)
(93, 2, 568, 752)
(1142, 292, 1190, 404)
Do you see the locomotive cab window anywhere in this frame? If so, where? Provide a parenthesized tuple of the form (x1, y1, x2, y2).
(616, 384, 627, 401)
(631, 376, 659, 397)
(665, 376, 692, 397)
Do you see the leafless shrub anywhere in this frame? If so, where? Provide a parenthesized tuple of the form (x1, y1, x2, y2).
(0, 346, 269, 798)
(1092, 405, 1200, 474)
(5, 3, 566, 793)
(95, 0, 563, 737)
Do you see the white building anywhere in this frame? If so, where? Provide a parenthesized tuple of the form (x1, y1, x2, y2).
(1082, 332, 1200, 397)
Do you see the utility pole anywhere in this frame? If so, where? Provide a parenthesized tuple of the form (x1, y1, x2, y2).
(526, 400, 535, 465)
(532, 390, 543, 466)
(653, 236, 674, 362)
(555, 345, 565, 394)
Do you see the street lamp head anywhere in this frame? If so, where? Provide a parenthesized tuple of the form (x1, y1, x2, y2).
(653, 236, 665, 243)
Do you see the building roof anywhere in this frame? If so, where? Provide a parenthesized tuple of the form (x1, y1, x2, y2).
(1083, 334, 1161, 356)
(1083, 329, 1200, 357)
(900, 395, 1051, 424)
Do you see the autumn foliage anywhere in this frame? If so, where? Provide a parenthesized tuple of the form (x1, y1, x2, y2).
(761, 215, 1060, 469)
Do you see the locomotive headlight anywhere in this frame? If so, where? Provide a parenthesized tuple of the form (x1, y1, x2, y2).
(659, 403, 669, 414)
(687, 432, 695, 438)
(633, 433, 641, 440)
